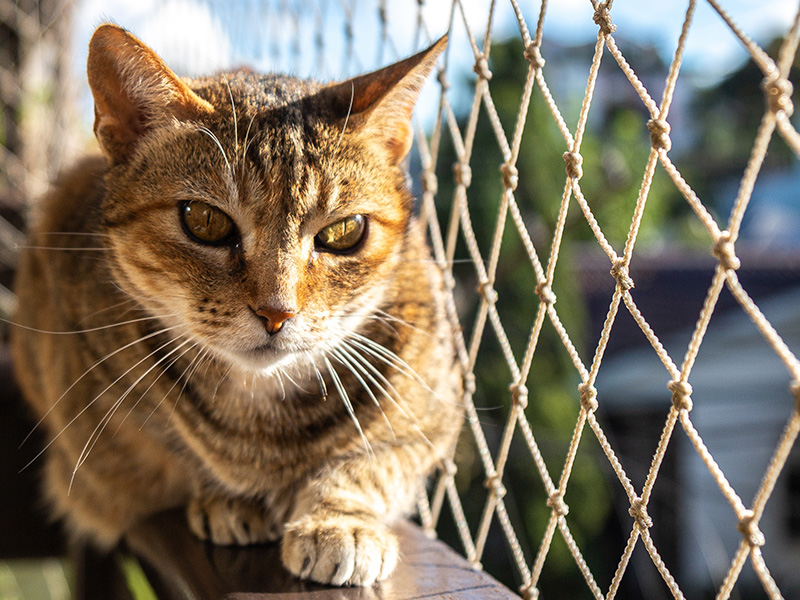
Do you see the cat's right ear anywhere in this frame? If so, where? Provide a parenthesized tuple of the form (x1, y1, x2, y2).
(87, 24, 214, 165)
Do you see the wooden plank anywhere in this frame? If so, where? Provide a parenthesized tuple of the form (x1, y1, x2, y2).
(0, 346, 66, 558)
(125, 510, 519, 599)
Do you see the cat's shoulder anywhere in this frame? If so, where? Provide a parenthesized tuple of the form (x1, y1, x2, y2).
(30, 154, 107, 236)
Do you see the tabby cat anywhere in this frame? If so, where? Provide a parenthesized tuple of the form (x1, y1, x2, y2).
(11, 24, 462, 586)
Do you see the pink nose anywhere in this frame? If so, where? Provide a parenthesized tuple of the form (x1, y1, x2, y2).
(254, 306, 296, 335)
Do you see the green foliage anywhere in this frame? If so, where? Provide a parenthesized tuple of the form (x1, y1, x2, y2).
(119, 556, 158, 600)
(680, 37, 800, 206)
(0, 559, 73, 600)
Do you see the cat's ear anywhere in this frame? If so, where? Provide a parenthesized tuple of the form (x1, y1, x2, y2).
(326, 36, 447, 163)
(86, 24, 214, 165)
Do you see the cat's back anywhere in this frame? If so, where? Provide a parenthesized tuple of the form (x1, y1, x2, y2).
(12, 155, 110, 410)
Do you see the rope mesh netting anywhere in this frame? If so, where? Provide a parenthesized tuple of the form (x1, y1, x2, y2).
(2, 1, 800, 598)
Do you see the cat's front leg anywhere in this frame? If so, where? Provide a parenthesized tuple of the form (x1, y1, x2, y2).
(187, 493, 284, 546)
(281, 505, 399, 586)
(280, 454, 421, 586)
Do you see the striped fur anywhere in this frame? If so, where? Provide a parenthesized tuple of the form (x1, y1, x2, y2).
(11, 24, 461, 586)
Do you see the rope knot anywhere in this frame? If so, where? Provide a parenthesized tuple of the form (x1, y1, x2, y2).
(563, 151, 584, 180)
(478, 280, 498, 304)
(436, 69, 451, 91)
(763, 75, 794, 116)
(629, 497, 653, 530)
(737, 510, 765, 547)
(521, 587, 539, 600)
(485, 473, 507, 499)
(593, 1, 617, 36)
(473, 56, 493, 81)
(422, 171, 438, 195)
(463, 372, 477, 395)
(510, 382, 529, 409)
(578, 382, 599, 413)
(524, 43, 545, 70)
(547, 493, 570, 517)
(791, 380, 800, 413)
(610, 258, 634, 291)
(712, 230, 741, 271)
(647, 118, 672, 152)
(501, 162, 519, 191)
(453, 162, 472, 188)
(667, 380, 693, 412)
(535, 281, 557, 306)
(442, 458, 458, 477)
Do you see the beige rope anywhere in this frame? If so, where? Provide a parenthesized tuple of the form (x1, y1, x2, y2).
(260, 1, 800, 597)
(10, 0, 793, 597)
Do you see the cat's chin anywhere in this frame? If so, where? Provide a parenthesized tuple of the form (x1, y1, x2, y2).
(215, 343, 305, 378)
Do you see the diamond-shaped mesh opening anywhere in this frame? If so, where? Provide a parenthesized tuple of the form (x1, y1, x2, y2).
(3, 1, 800, 598)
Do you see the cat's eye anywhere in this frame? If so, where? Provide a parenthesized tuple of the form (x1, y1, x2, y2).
(315, 215, 366, 252)
(180, 201, 236, 245)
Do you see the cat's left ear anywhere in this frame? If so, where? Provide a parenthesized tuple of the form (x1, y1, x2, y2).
(326, 36, 447, 164)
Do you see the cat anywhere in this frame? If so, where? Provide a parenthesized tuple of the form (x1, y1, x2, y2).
(11, 23, 462, 587)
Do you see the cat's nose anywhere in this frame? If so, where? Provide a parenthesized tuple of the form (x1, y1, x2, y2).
(253, 305, 296, 335)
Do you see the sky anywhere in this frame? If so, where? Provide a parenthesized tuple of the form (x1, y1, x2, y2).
(69, 0, 797, 128)
(73, 0, 798, 72)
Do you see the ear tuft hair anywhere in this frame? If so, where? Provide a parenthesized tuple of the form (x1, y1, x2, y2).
(324, 36, 447, 163)
(87, 24, 214, 165)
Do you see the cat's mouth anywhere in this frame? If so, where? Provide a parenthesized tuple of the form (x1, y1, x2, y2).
(229, 340, 311, 376)
(246, 342, 292, 362)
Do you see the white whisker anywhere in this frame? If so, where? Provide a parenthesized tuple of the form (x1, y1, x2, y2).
(330, 347, 394, 438)
(240, 113, 258, 176)
(52, 333, 187, 460)
(77, 298, 142, 327)
(346, 331, 435, 395)
(37, 231, 109, 237)
(14, 246, 110, 251)
(19, 323, 185, 450)
(323, 355, 373, 460)
(122, 340, 201, 431)
(335, 82, 355, 150)
(277, 359, 310, 394)
(4, 313, 178, 336)
(275, 368, 287, 401)
(197, 126, 232, 174)
(337, 343, 404, 409)
(165, 345, 212, 425)
(306, 351, 328, 400)
(70, 339, 197, 489)
(223, 75, 239, 159)
(340, 340, 435, 450)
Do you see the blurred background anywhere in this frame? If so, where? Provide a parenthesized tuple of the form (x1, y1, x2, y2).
(1, 1, 799, 599)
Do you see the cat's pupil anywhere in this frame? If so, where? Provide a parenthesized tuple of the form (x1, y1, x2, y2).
(315, 215, 366, 252)
(180, 201, 235, 245)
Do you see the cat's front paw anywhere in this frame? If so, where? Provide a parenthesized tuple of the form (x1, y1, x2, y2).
(281, 513, 398, 586)
(187, 495, 282, 546)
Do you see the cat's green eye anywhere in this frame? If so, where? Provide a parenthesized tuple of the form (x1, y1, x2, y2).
(315, 215, 366, 252)
(180, 201, 236, 245)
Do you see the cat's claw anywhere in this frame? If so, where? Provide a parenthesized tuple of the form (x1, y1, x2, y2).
(281, 513, 398, 586)
(187, 495, 282, 545)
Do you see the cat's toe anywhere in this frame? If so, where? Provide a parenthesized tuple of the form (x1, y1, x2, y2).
(187, 495, 280, 545)
(281, 514, 398, 586)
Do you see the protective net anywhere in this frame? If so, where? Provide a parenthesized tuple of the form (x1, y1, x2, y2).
(2, 1, 800, 598)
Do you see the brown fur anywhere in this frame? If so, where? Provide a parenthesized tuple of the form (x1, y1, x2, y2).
(11, 24, 461, 586)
